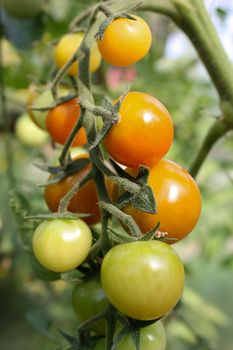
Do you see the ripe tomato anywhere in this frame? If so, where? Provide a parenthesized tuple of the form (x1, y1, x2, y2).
(46, 98, 87, 147)
(98, 15, 152, 67)
(101, 241, 184, 320)
(54, 33, 102, 76)
(32, 219, 92, 273)
(72, 275, 108, 335)
(44, 154, 100, 225)
(2, 0, 42, 19)
(28, 88, 68, 130)
(104, 92, 173, 167)
(116, 321, 166, 350)
(123, 159, 202, 242)
(15, 113, 48, 147)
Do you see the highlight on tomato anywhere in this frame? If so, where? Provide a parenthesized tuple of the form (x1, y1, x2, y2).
(44, 154, 100, 225)
(54, 32, 102, 76)
(32, 219, 92, 273)
(101, 240, 185, 320)
(72, 274, 108, 335)
(123, 159, 202, 242)
(98, 15, 152, 67)
(46, 98, 87, 147)
(104, 91, 173, 167)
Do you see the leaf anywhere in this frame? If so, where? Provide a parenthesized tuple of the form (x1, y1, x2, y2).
(131, 186, 156, 214)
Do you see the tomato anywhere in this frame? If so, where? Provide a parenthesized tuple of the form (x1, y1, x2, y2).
(46, 98, 87, 147)
(54, 33, 102, 76)
(72, 275, 108, 335)
(32, 219, 92, 273)
(44, 154, 100, 225)
(98, 15, 152, 67)
(15, 113, 48, 147)
(104, 92, 173, 167)
(2, 0, 42, 19)
(28, 88, 68, 130)
(93, 338, 105, 350)
(101, 241, 184, 320)
(123, 159, 202, 242)
(116, 321, 166, 350)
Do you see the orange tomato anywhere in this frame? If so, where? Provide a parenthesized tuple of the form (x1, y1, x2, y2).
(123, 159, 202, 242)
(98, 15, 152, 67)
(44, 155, 100, 225)
(46, 98, 87, 147)
(104, 92, 173, 167)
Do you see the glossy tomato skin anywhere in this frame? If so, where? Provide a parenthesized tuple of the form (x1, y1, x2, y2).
(44, 155, 100, 225)
(104, 92, 173, 167)
(101, 241, 185, 320)
(32, 219, 92, 273)
(46, 98, 87, 147)
(98, 15, 152, 67)
(72, 275, 108, 335)
(124, 159, 202, 242)
(116, 321, 166, 350)
(54, 33, 102, 76)
(15, 113, 48, 147)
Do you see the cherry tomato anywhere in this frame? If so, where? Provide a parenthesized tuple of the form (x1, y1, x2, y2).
(32, 219, 92, 273)
(72, 275, 108, 335)
(104, 92, 173, 167)
(46, 98, 87, 147)
(54, 32, 102, 76)
(44, 154, 100, 225)
(101, 241, 185, 320)
(15, 113, 48, 147)
(98, 15, 152, 67)
(123, 159, 202, 242)
(28, 88, 68, 130)
(116, 321, 166, 350)
(2, 0, 42, 19)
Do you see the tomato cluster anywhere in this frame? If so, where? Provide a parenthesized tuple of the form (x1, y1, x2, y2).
(26, 13, 202, 350)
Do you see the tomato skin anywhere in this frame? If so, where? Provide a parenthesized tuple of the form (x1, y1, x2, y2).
(32, 219, 92, 273)
(124, 159, 202, 242)
(98, 16, 152, 67)
(104, 92, 173, 167)
(46, 98, 87, 147)
(2, 0, 42, 19)
(15, 113, 48, 147)
(72, 275, 108, 335)
(44, 155, 100, 226)
(54, 33, 102, 76)
(101, 241, 184, 320)
(116, 321, 166, 350)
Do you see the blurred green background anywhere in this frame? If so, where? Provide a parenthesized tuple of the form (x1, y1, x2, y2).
(0, 0, 233, 349)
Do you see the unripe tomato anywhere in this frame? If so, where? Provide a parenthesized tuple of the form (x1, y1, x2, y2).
(28, 88, 68, 130)
(15, 113, 48, 147)
(32, 219, 92, 273)
(72, 275, 108, 335)
(44, 154, 100, 225)
(101, 241, 184, 320)
(54, 33, 102, 76)
(124, 159, 202, 242)
(104, 92, 173, 167)
(98, 15, 152, 67)
(2, 0, 42, 19)
(116, 321, 166, 350)
(46, 98, 87, 147)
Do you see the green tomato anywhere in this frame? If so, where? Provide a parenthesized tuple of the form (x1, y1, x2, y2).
(15, 113, 48, 147)
(29, 88, 68, 130)
(32, 219, 92, 273)
(72, 275, 108, 335)
(116, 321, 166, 350)
(101, 241, 185, 320)
(2, 0, 42, 19)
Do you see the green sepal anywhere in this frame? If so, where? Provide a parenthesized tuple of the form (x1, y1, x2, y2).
(130, 185, 156, 214)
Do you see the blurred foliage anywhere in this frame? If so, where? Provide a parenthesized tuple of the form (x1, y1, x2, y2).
(0, 0, 233, 350)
